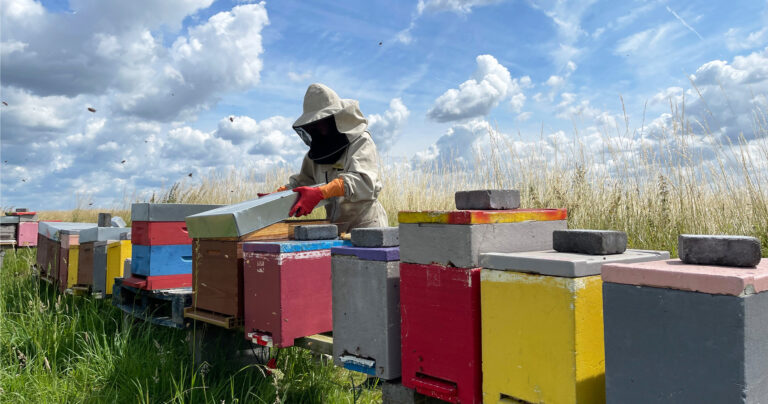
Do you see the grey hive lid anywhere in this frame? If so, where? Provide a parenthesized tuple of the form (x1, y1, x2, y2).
(480, 249, 671, 278)
(38, 222, 97, 241)
(130, 203, 224, 222)
(79, 227, 132, 243)
(185, 187, 327, 239)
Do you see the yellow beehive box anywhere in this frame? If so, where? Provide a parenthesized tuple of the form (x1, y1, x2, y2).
(106, 240, 131, 294)
(479, 249, 668, 404)
(67, 245, 79, 289)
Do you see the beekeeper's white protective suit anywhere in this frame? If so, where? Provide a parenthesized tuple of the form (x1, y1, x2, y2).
(284, 83, 388, 233)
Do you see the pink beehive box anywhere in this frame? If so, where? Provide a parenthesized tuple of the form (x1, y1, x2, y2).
(17, 222, 38, 247)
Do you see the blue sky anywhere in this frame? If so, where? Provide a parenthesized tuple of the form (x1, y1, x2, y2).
(2, 0, 768, 209)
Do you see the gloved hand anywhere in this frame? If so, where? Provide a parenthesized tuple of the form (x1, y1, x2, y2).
(289, 178, 345, 217)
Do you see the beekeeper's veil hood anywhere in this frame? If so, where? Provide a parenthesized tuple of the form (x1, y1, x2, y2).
(292, 83, 368, 164)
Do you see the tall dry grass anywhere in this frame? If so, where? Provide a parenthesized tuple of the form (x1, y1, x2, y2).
(36, 101, 768, 257)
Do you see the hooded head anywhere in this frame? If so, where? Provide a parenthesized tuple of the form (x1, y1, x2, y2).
(292, 83, 368, 164)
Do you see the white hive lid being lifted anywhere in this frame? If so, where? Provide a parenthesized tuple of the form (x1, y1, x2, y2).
(185, 187, 327, 239)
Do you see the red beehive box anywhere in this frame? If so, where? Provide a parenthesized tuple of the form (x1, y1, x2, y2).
(242, 240, 349, 347)
(400, 263, 482, 404)
(131, 221, 192, 245)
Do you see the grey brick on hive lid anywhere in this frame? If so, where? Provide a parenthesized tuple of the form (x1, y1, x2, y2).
(553, 229, 628, 255)
(351, 227, 399, 247)
(294, 224, 338, 240)
(455, 189, 521, 210)
(678, 234, 762, 267)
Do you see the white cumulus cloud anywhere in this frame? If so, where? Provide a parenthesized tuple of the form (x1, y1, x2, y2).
(368, 98, 410, 153)
(413, 118, 491, 168)
(427, 54, 529, 122)
(0, 0, 272, 209)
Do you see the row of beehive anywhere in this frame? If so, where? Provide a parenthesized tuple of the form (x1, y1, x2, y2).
(33, 197, 767, 404)
(175, 197, 767, 404)
(36, 221, 131, 295)
(332, 205, 766, 403)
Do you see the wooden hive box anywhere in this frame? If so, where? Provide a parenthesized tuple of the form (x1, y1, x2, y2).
(77, 242, 95, 287)
(187, 219, 329, 326)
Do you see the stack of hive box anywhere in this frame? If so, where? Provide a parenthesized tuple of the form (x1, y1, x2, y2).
(479, 229, 669, 404)
(602, 234, 767, 403)
(244, 224, 349, 347)
(125, 203, 221, 290)
(331, 227, 401, 379)
(1, 209, 38, 248)
(185, 190, 328, 327)
(77, 225, 131, 296)
(1, 216, 19, 248)
(37, 222, 95, 283)
(398, 190, 567, 403)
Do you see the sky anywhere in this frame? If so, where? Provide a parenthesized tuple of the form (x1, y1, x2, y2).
(1, 0, 767, 209)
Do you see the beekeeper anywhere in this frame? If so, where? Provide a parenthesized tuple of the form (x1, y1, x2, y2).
(273, 83, 388, 233)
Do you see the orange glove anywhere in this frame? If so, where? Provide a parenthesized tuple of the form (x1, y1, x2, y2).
(258, 185, 289, 198)
(289, 178, 345, 217)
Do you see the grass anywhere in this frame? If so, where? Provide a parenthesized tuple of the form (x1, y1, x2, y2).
(2, 99, 767, 402)
(0, 248, 380, 403)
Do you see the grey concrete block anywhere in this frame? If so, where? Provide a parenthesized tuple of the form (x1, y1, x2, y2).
(332, 255, 401, 380)
(455, 189, 520, 210)
(294, 224, 338, 240)
(382, 381, 444, 404)
(351, 227, 399, 247)
(119, 231, 131, 240)
(604, 282, 768, 403)
(98, 213, 112, 227)
(79, 227, 131, 243)
(130, 203, 224, 222)
(481, 249, 670, 277)
(399, 220, 567, 268)
(678, 234, 762, 267)
(553, 229, 627, 255)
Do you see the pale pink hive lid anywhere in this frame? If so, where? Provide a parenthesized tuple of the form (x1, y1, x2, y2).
(602, 259, 768, 296)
